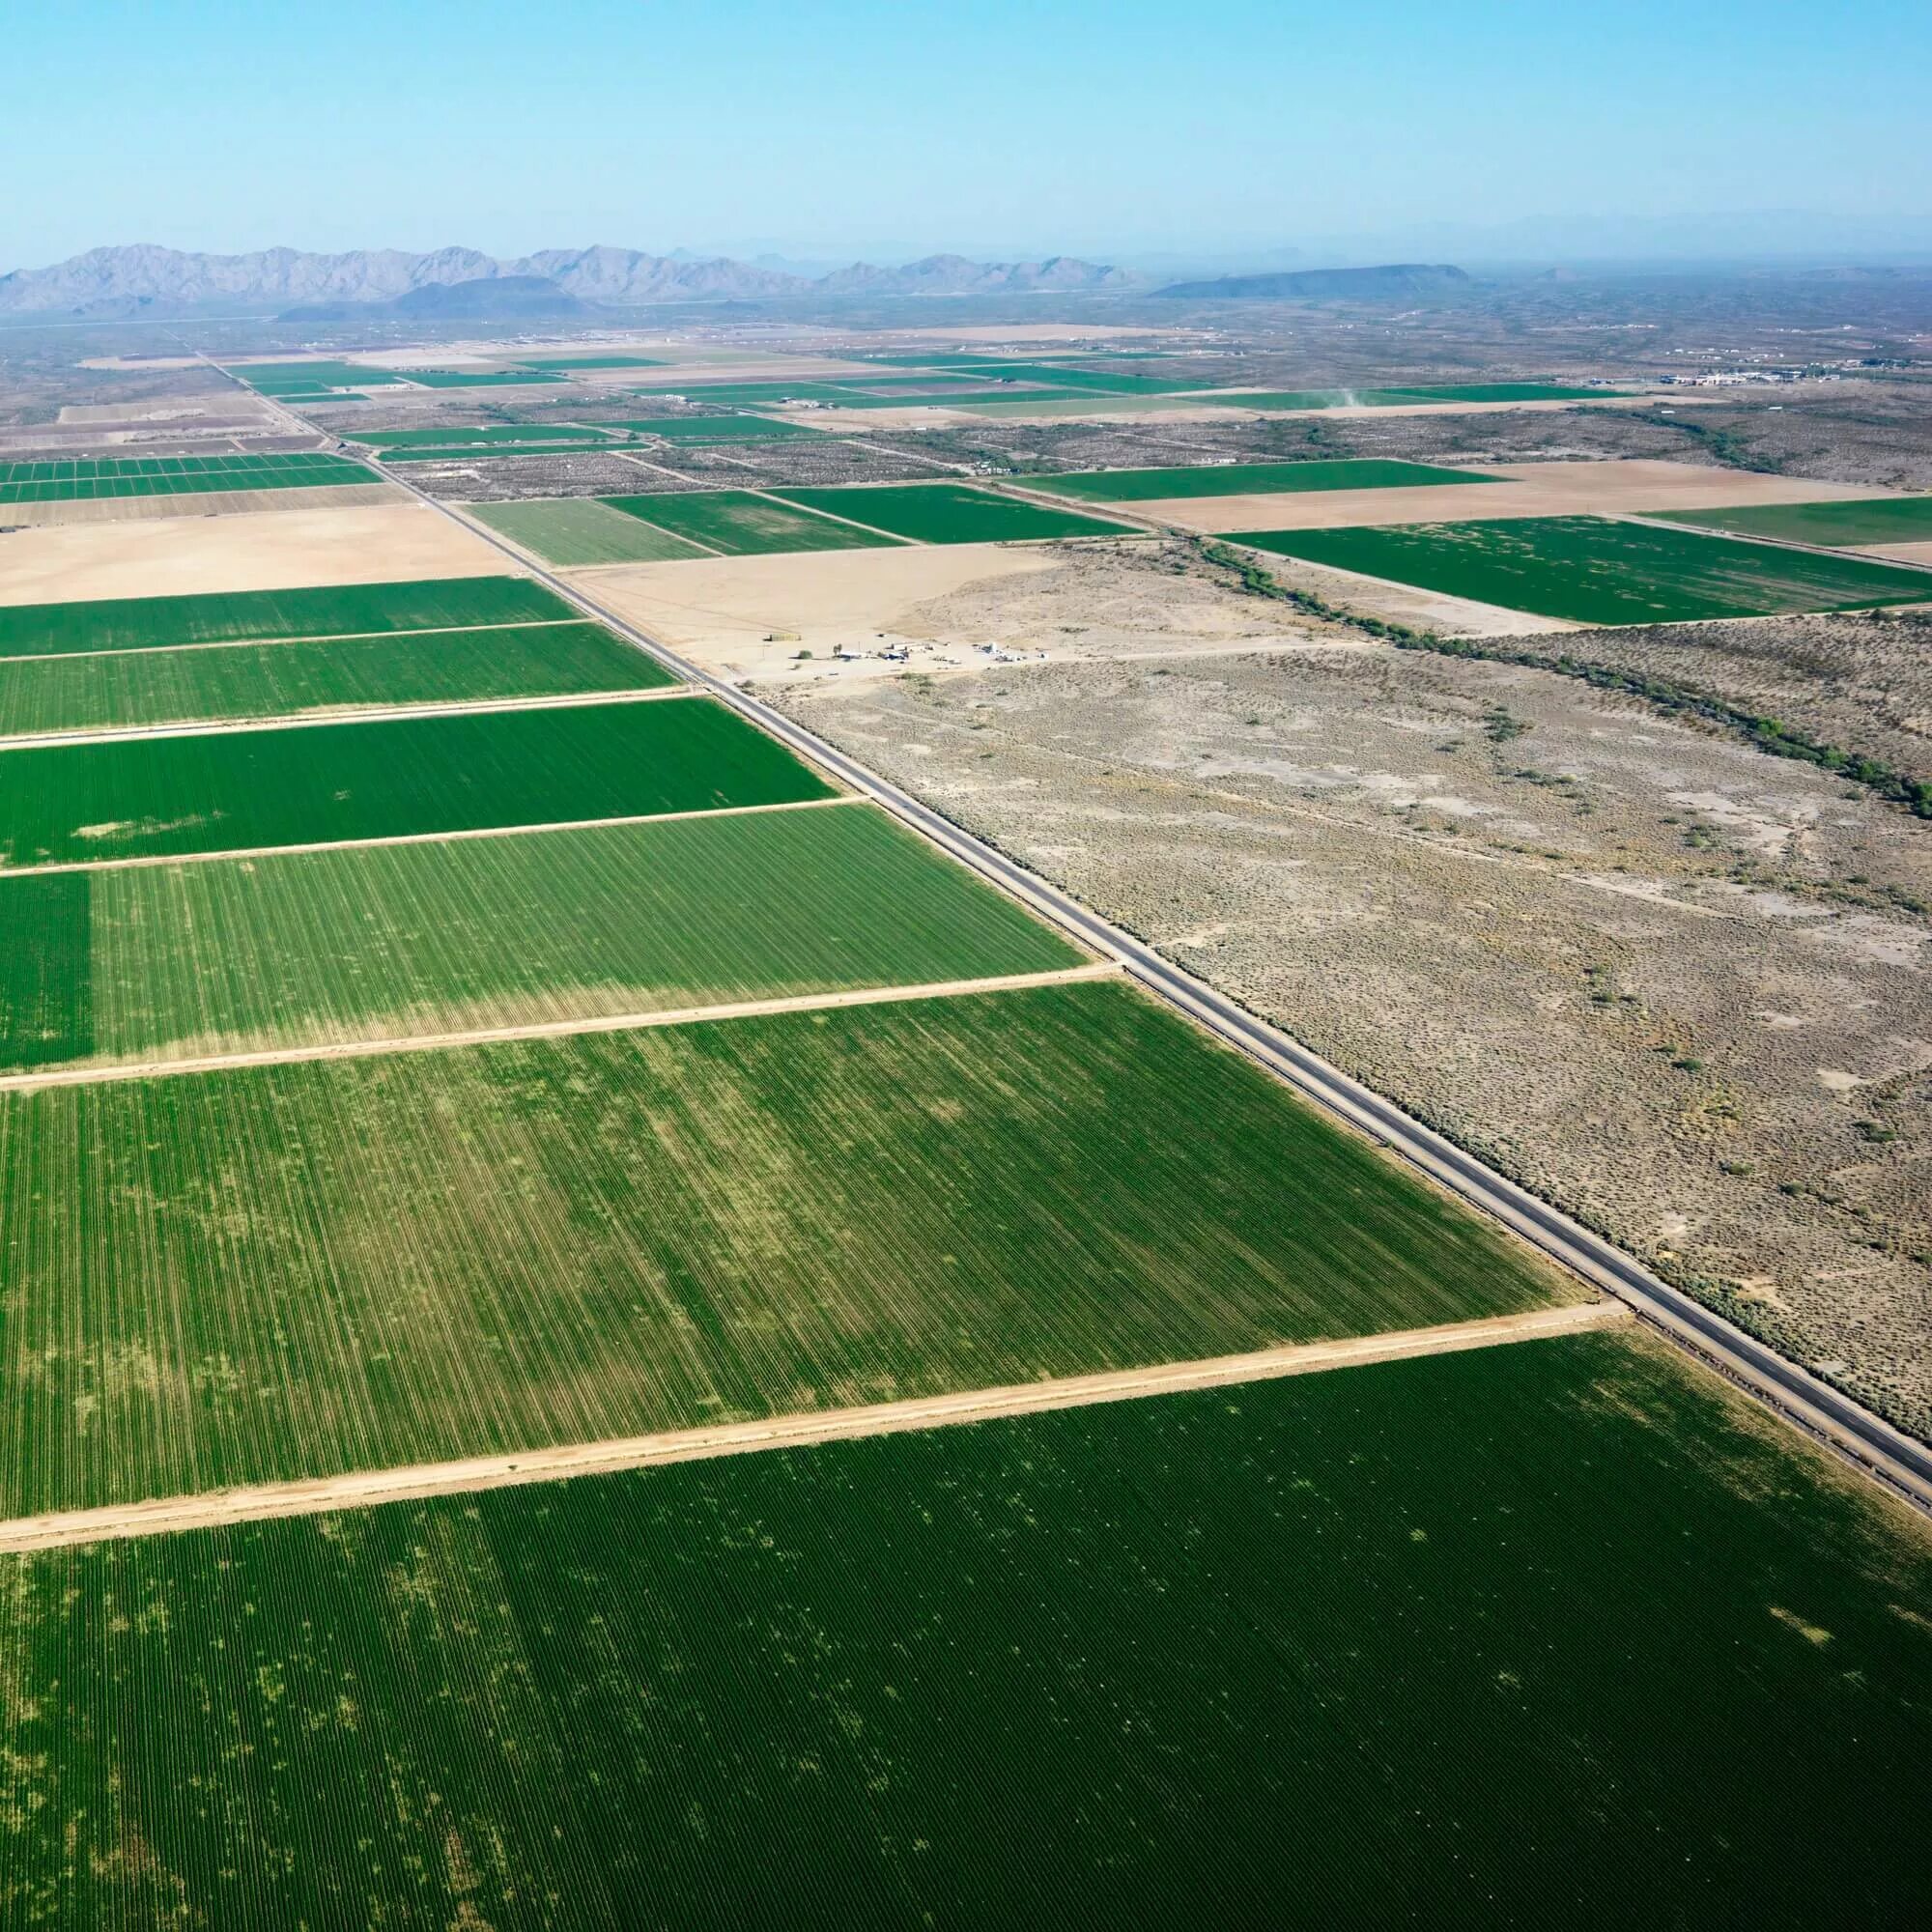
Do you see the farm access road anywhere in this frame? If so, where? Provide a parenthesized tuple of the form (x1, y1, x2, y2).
(210, 358, 1932, 1516)
(0, 1303, 1627, 1553)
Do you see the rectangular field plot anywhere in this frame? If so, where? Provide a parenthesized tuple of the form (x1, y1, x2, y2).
(4, 804, 1079, 1070)
(0, 979, 1561, 1512)
(605, 489, 904, 556)
(513, 355, 668, 370)
(1028, 459, 1499, 502)
(0, 695, 829, 867)
(0, 574, 573, 660)
(630, 383, 867, 407)
(936, 361, 1190, 395)
(471, 497, 712, 564)
(0, 451, 366, 506)
(224, 360, 410, 395)
(9, 1333, 1929, 1930)
(398, 368, 566, 388)
(1655, 496, 1932, 549)
(771, 482, 1137, 544)
(1237, 516, 1932, 624)
(592, 414, 828, 442)
(0, 621, 669, 740)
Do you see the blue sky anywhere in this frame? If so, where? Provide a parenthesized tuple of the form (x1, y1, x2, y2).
(7, 0, 1928, 268)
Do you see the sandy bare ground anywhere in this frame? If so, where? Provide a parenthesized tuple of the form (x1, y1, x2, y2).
(0, 482, 403, 529)
(0, 499, 510, 606)
(0, 1301, 1623, 1553)
(0, 963, 1118, 1093)
(1869, 539, 1932, 566)
(571, 543, 1069, 679)
(8, 793, 858, 881)
(59, 397, 274, 424)
(1247, 550, 1579, 637)
(1128, 460, 1893, 536)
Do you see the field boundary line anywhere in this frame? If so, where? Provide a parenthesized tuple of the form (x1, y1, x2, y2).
(0, 963, 1121, 1093)
(0, 617, 598, 668)
(0, 683, 694, 753)
(1610, 510, 1932, 579)
(0, 1303, 1626, 1553)
(265, 380, 1932, 1515)
(0, 792, 861, 879)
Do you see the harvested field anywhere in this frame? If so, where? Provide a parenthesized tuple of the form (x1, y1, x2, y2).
(1025, 459, 1499, 501)
(3, 1331, 1927, 1927)
(773, 562, 1932, 1434)
(1130, 459, 1890, 535)
(0, 574, 571, 659)
(0, 481, 403, 528)
(607, 489, 905, 556)
(0, 620, 668, 739)
(1659, 497, 1932, 549)
(0, 978, 1564, 1514)
(0, 696, 827, 867)
(0, 502, 508, 608)
(772, 482, 1137, 544)
(469, 498, 712, 564)
(0, 803, 1079, 1072)
(1239, 516, 1932, 624)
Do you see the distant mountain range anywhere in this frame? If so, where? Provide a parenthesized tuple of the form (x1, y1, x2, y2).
(1152, 263, 1473, 300)
(0, 243, 1138, 316)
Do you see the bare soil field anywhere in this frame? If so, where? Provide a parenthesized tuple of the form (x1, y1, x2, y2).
(0, 500, 507, 606)
(765, 543, 1932, 1439)
(0, 481, 403, 528)
(1128, 460, 1889, 535)
(58, 397, 275, 425)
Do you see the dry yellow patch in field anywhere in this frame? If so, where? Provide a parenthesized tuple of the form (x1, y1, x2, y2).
(570, 542, 1065, 678)
(1143, 461, 1893, 535)
(0, 500, 509, 606)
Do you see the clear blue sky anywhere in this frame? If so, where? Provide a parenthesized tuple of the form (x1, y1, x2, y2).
(7, 0, 1928, 268)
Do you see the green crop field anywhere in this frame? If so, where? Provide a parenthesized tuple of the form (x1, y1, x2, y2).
(605, 490, 904, 556)
(592, 414, 828, 442)
(0, 621, 668, 739)
(931, 361, 1190, 395)
(771, 482, 1137, 544)
(513, 355, 668, 370)
(0, 695, 829, 867)
(0, 575, 574, 660)
(224, 360, 410, 395)
(352, 424, 615, 447)
(471, 498, 713, 564)
(629, 382, 866, 407)
(1655, 496, 1932, 548)
(1027, 459, 1500, 501)
(0, 451, 367, 505)
(0, 979, 1560, 1513)
(0, 804, 1079, 1071)
(1236, 515, 1932, 624)
(1187, 390, 1360, 412)
(6, 1331, 1927, 1927)
(399, 369, 566, 388)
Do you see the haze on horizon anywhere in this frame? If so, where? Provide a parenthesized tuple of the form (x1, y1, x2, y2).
(9, 0, 1930, 272)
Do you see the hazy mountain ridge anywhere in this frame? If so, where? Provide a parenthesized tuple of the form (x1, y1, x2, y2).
(0, 243, 1135, 314)
(1153, 263, 1473, 300)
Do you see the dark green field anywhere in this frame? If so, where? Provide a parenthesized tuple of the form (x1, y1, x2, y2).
(605, 490, 903, 555)
(1656, 496, 1932, 548)
(0, 451, 367, 505)
(771, 482, 1137, 544)
(400, 369, 566, 388)
(629, 382, 861, 407)
(932, 360, 1190, 395)
(0, 575, 574, 660)
(6, 1331, 1927, 1928)
(1, 803, 1079, 1071)
(1236, 515, 1932, 623)
(0, 621, 668, 738)
(0, 695, 830, 867)
(592, 414, 827, 442)
(0, 979, 1561, 1513)
(224, 360, 409, 395)
(1028, 458, 1499, 501)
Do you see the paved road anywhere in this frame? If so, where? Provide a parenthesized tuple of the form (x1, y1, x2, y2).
(216, 360, 1932, 1515)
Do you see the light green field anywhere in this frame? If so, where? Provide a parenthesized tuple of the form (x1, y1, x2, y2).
(0, 696, 831, 867)
(1653, 496, 1932, 548)
(470, 498, 712, 564)
(0, 576, 573, 661)
(0, 452, 367, 506)
(0, 803, 1080, 1071)
(0, 979, 1563, 1513)
(0, 621, 668, 738)
(771, 482, 1137, 544)
(605, 489, 904, 555)
(5, 1331, 1926, 1927)
(1238, 515, 1932, 623)
(1027, 459, 1499, 501)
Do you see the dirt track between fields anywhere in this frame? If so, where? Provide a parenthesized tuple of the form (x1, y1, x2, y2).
(0, 1301, 1625, 1552)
